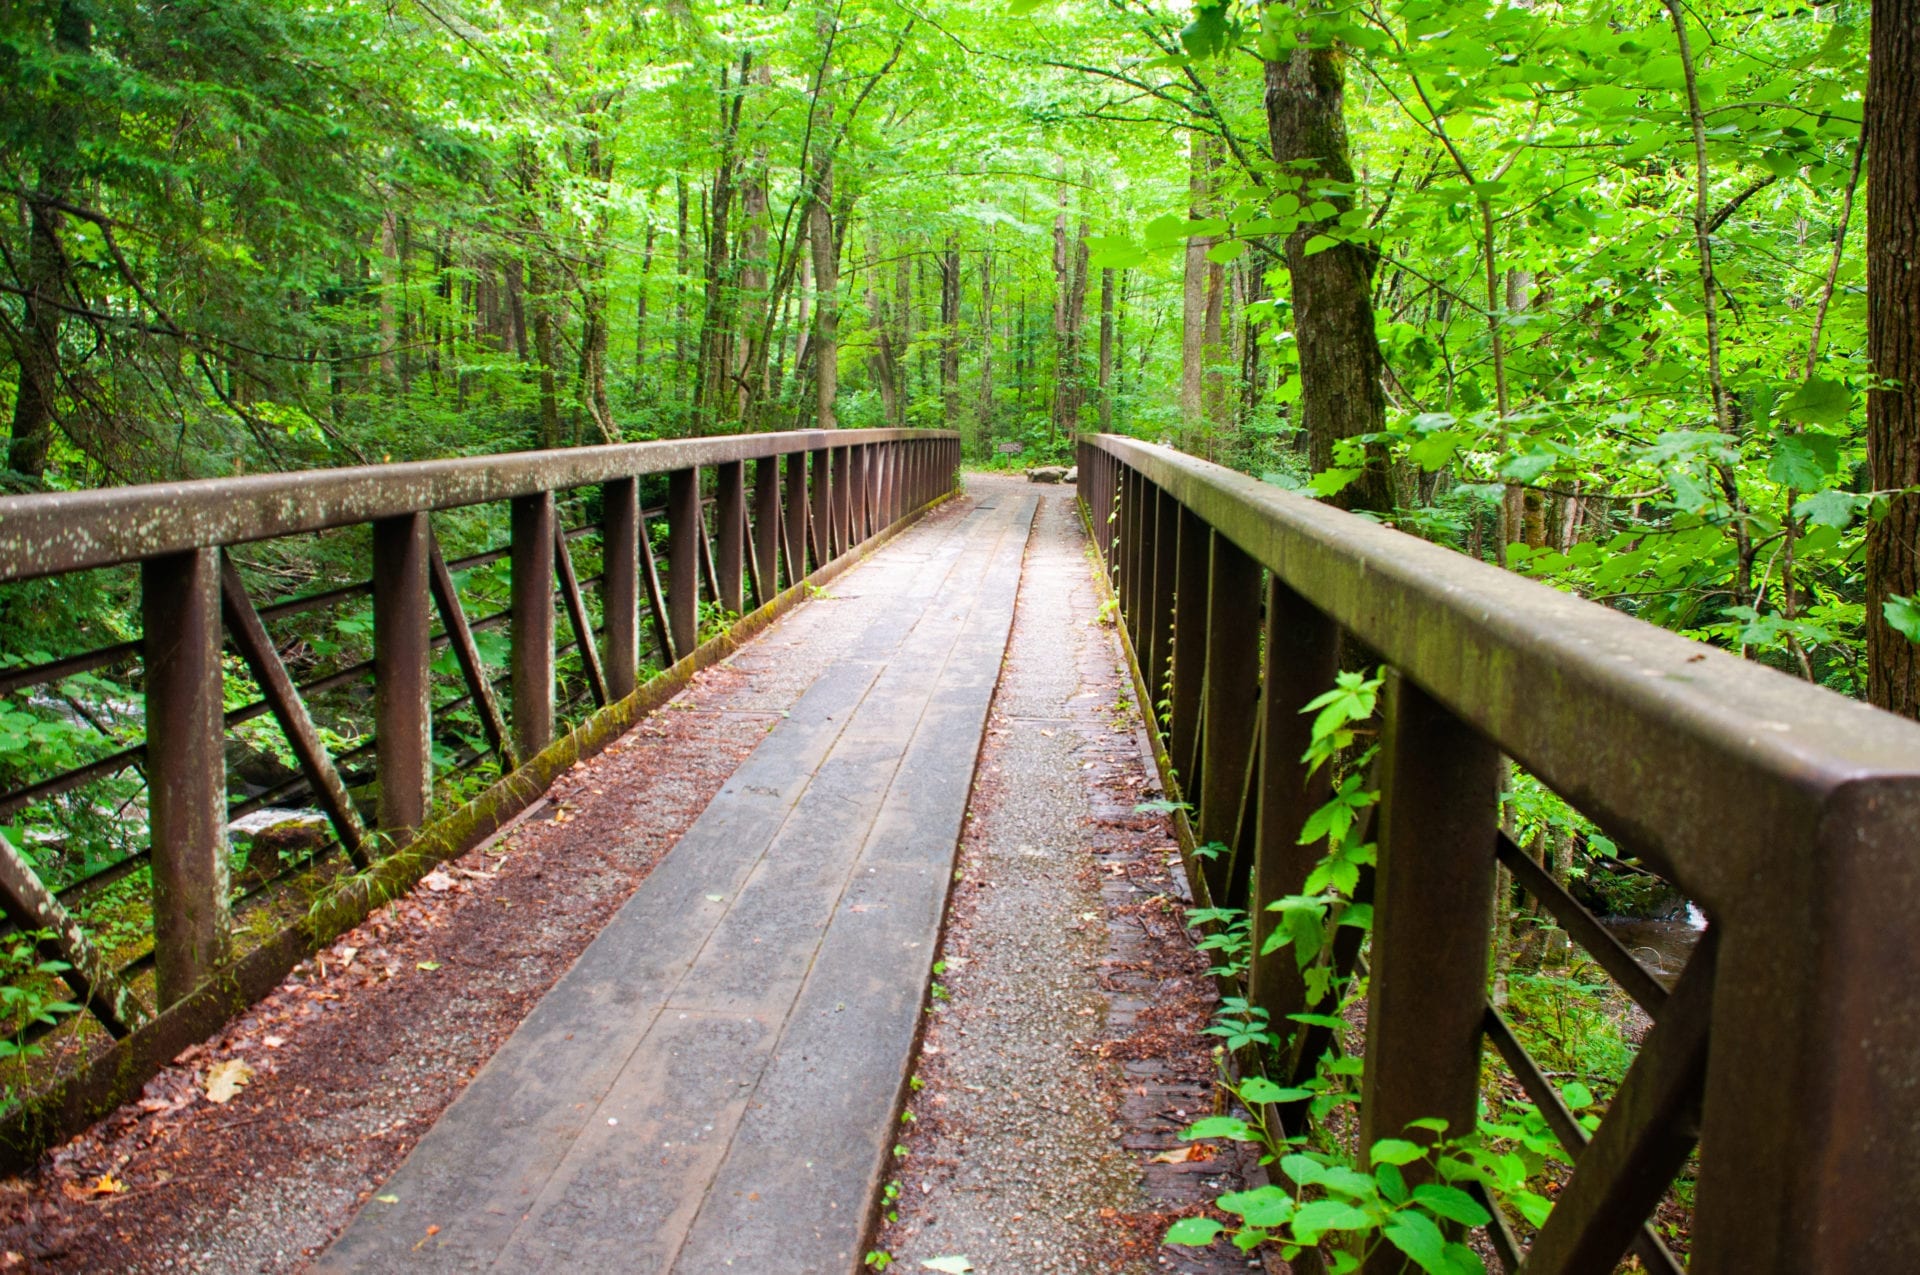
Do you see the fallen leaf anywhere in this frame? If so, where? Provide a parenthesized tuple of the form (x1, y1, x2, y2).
(89, 1174, 128, 1196)
(376, 1194, 400, 1204)
(921, 1258, 973, 1274)
(420, 871, 454, 892)
(204, 1058, 254, 1104)
(263, 1035, 286, 1049)
(426, 1225, 440, 1237)
(1149, 1144, 1212, 1164)
(417, 961, 442, 972)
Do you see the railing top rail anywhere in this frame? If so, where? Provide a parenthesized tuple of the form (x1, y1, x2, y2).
(1084, 433, 1920, 911)
(0, 428, 953, 585)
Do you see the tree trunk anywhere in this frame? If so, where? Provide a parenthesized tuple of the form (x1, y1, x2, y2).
(636, 222, 656, 379)
(976, 248, 995, 442)
(809, 183, 838, 429)
(735, 61, 772, 425)
(1180, 133, 1212, 437)
(1867, 0, 1920, 716)
(1263, 45, 1394, 513)
(1098, 267, 1115, 433)
(940, 238, 961, 428)
(1052, 214, 1089, 445)
(378, 209, 400, 385)
(673, 176, 692, 420)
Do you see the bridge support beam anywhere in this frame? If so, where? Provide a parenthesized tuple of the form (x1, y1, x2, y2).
(142, 547, 231, 1008)
(668, 467, 701, 660)
(602, 478, 640, 701)
(716, 460, 746, 617)
(374, 512, 432, 846)
(511, 492, 556, 759)
(753, 457, 781, 606)
(1198, 529, 1260, 906)
(1359, 673, 1501, 1192)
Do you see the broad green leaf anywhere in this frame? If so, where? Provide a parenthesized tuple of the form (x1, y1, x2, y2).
(1164, 1216, 1225, 1246)
(1217, 1186, 1295, 1227)
(1885, 595, 1920, 644)
(1411, 1184, 1492, 1227)
(1781, 376, 1852, 425)
(1371, 1138, 1427, 1166)
(1383, 1210, 1450, 1274)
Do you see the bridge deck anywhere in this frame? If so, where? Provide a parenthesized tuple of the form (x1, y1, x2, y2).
(319, 490, 1037, 1273)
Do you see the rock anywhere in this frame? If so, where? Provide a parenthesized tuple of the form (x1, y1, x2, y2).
(1026, 466, 1069, 484)
(1062, 466, 1077, 483)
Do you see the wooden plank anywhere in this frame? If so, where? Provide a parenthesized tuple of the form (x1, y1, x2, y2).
(601, 477, 640, 700)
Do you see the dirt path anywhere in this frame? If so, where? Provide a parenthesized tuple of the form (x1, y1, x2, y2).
(874, 479, 1255, 1274)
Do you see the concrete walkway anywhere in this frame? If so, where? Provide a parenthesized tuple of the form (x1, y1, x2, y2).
(319, 489, 1036, 1274)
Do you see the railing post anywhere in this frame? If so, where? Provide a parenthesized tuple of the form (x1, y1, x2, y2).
(602, 477, 640, 700)
(373, 512, 432, 845)
(753, 456, 782, 605)
(1169, 504, 1209, 790)
(142, 547, 229, 1008)
(882, 441, 898, 525)
(810, 447, 833, 569)
(716, 459, 746, 616)
(831, 445, 852, 557)
(510, 492, 556, 759)
(1248, 578, 1342, 1052)
(1359, 672, 1501, 1191)
(785, 451, 810, 583)
(668, 466, 700, 658)
(851, 445, 870, 544)
(1198, 530, 1261, 904)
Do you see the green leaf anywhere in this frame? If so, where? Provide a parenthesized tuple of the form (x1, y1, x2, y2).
(1217, 1185, 1295, 1228)
(1291, 1199, 1372, 1240)
(1781, 376, 1851, 425)
(1885, 595, 1920, 644)
(1371, 1138, 1427, 1166)
(1383, 1211, 1450, 1274)
(1206, 238, 1248, 264)
(1182, 1115, 1256, 1141)
(1795, 489, 1861, 528)
(1303, 234, 1339, 256)
(1559, 1081, 1595, 1111)
(1164, 1216, 1225, 1246)
(1237, 1076, 1315, 1105)
(1411, 1184, 1492, 1227)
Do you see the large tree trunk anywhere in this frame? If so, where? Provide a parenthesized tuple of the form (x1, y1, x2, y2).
(735, 62, 772, 425)
(1264, 45, 1394, 513)
(5, 0, 90, 480)
(1052, 214, 1089, 445)
(1867, 0, 1920, 716)
(809, 184, 838, 429)
(696, 60, 745, 435)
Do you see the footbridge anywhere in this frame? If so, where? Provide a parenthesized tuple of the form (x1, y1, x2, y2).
(0, 429, 1915, 1272)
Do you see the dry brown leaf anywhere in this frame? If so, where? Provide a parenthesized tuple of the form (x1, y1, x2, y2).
(89, 1174, 128, 1196)
(420, 870, 454, 892)
(1149, 1144, 1210, 1164)
(204, 1058, 254, 1104)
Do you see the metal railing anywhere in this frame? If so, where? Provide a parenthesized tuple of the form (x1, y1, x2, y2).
(0, 428, 959, 1158)
(1079, 434, 1920, 1274)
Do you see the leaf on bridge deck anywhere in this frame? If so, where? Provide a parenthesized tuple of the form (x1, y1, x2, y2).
(203, 1058, 253, 1104)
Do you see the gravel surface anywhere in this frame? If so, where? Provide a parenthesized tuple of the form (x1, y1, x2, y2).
(0, 495, 975, 1274)
(876, 479, 1259, 1274)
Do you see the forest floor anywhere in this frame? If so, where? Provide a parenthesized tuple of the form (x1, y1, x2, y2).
(0, 476, 1246, 1273)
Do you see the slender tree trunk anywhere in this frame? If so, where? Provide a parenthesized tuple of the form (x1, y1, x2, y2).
(378, 209, 400, 385)
(1180, 133, 1212, 437)
(1098, 267, 1115, 433)
(636, 222, 656, 379)
(673, 176, 692, 422)
(735, 62, 772, 425)
(940, 238, 961, 427)
(1263, 43, 1394, 513)
(976, 247, 996, 441)
(1867, 0, 1920, 716)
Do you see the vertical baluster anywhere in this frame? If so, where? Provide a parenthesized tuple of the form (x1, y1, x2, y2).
(785, 451, 810, 584)
(511, 492, 556, 759)
(373, 512, 432, 845)
(602, 477, 640, 700)
(1169, 504, 1209, 793)
(1145, 487, 1178, 732)
(810, 447, 833, 568)
(668, 467, 701, 658)
(142, 547, 229, 1007)
(851, 445, 870, 543)
(1198, 530, 1261, 903)
(753, 455, 782, 605)
(1248, 579, 1342, 1051)
(716, 459, 746, 615)
(1359, 672, 1500, 1203)
(832, 445, 852, 555)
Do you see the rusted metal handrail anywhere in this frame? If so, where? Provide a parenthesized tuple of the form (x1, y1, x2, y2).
(1079, 434, 1920, 1274)
(0, 427, 959, 1160)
